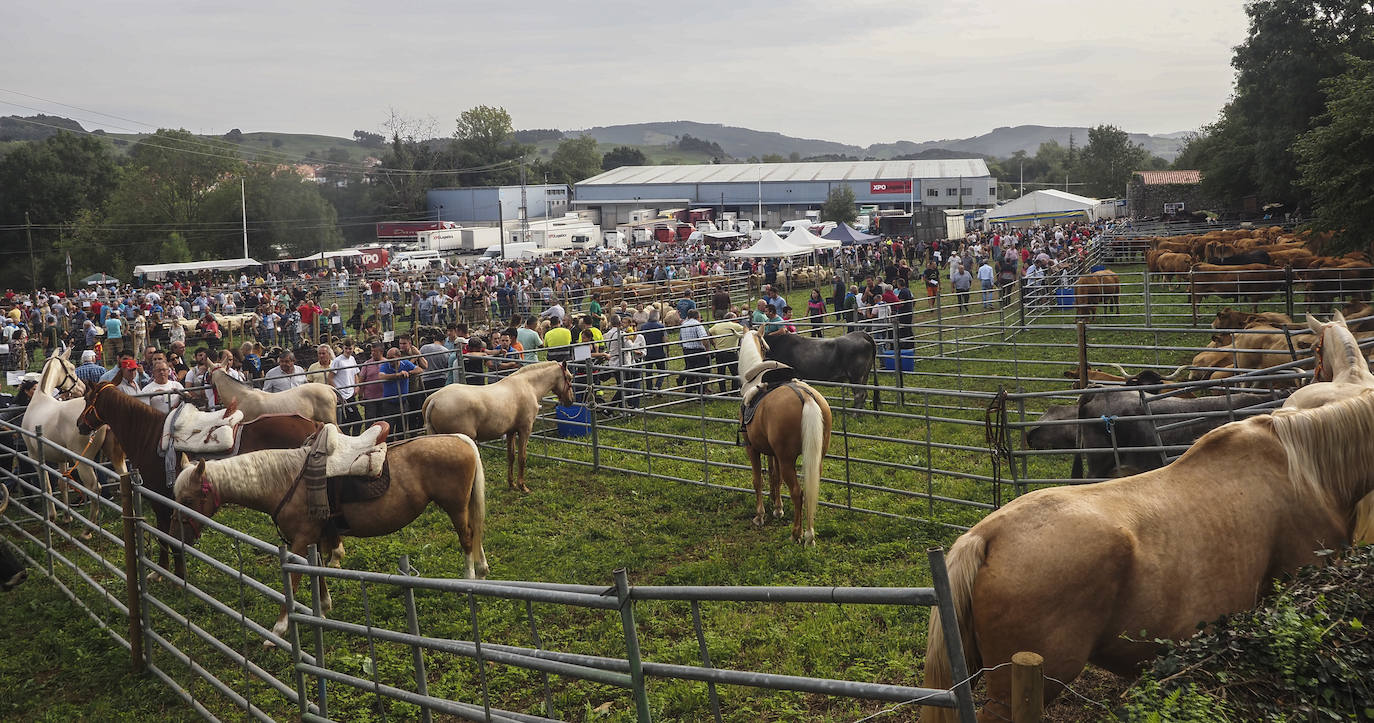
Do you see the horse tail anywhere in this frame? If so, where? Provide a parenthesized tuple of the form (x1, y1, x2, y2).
(921, 533, 986, 723)
(456, 434, 488, 577)
(800, 394, 825, 543)
(421, 394, 435, 435)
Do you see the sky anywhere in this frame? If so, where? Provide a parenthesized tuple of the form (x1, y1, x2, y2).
(2, 1, 1250, 147)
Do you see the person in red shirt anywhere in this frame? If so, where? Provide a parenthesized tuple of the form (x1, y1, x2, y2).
(297, 299, 322, 339)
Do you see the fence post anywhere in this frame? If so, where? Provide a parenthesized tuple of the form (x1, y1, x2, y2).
(1142, 271, 1152, 326)
(928, 548, 978, 723)
(1076, 321, 1089, 389)
(279, 545, 310, 720)
(119, 472, 145, 672)
(934, 284, 945, 357)
(1011, 651, 1045, 723)
(1284, 266, 1295, 320)
(307, 545, 329, 719)
(613, 568, 653, 722)
(398, 555, 433, 723)
(34, 424, 54, 575)
(587, 360, 600, 472)
(1189, 270, 1198, 326)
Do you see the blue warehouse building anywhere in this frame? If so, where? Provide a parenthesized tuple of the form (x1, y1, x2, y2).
(572, 160, 995, 229)
(427, 184, 571, 224)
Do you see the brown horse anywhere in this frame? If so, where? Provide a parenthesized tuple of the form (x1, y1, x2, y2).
(170, 430, 487, 639)
(737, 330, 832, 545)
(921, 390, 1374, 722)
(77, 381, 326, 579)
(421, 361, 575, 492)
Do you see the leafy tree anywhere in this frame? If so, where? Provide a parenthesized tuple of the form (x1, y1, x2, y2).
(602, 145, 648, 170)
(675, 134, 727, 157)
(448, 105, 528, 187)
(159, 232, 192, 263)
(0, 114, 85, 142)
(547, 136, 602, 184)
(0, 131, 120, 289)
(352, 130, 385, 148)
(222, 128, 244, 143)
(1294, 56, 1374, 250)
(760, 153, 786, 163)
(788, 151, 801, 162)
(820, 185, 857, 225)
(455, 105, 516, 159)
(512, 129, 564, 144)
(1077, 125, 1150, 197)
(326, 147, 351, 163)
(1198, 0, 1374, 206)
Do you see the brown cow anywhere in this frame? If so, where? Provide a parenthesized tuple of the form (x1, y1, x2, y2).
(1155, 252, 1193, 284)
(1074, 269, 1120, 321)
(1190, 263, 1287, 308)
(1232, 324, 1314, 387)
(1211, 308, 1293, 330)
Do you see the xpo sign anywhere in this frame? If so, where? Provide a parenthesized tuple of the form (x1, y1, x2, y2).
(870, 180, 912, 194)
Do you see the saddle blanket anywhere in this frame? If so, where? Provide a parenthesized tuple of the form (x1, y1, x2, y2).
(162, 404, 244, 455)
(739, 361, 803, 433)
(304, 423, 389, 521)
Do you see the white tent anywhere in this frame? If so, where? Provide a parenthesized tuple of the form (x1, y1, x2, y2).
(133, 257, 262, 280)
(985, 190, 1100, 225)
(785, 225, 841, 250)
(728, 230, 812, 258)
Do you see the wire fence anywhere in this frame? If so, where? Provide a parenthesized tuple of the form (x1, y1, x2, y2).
(0, 418, 981, 722)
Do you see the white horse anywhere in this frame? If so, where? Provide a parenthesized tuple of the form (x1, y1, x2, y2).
(21, 351, 127, 528)
(1286, 312, 1374, 543)
(209, 367, 336, 425)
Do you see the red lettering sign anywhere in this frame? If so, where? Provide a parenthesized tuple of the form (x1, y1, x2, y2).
(871, 180, 912, 194)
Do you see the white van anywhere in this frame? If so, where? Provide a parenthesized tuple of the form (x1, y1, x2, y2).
(480, 242, 539, 261)
(780, 220, 813, 237)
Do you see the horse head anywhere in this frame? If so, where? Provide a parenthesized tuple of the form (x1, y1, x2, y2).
(75, 381, 116, 435)
(170, 458, 216, 546)
(1307, 311, 1368, 383)
(555, 361, 576, 406)
(40, 352, 84, 399)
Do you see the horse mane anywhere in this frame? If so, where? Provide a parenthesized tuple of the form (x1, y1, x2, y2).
(177, 446, 308, 500)
(212, 367, 252, 389)
(94, 382, 167, 482)
(509, 361, 555, 377)
(1270, 389, 1374, 506)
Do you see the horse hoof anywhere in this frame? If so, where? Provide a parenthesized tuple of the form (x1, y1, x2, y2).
(146, 571, 164, 584)
(517, 483, 531, 493)
(262, 639, 278, 650)
(752, 515, 765, 527)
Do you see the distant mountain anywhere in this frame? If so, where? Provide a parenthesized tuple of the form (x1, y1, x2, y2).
(568, 121, 1187, 162)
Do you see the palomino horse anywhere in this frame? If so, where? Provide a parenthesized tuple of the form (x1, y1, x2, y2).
(21, 351, 126, 528)
(1284, 312, 1374, 543)
(737, 330, 832, 545)
(171, 429, 488, 639)
(209, 367, 337, 425)
(422, 361, 575, 492)
(77, 381, 328, 579)
(921, 391, 1374, 722)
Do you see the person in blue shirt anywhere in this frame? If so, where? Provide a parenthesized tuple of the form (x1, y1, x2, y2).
(378, 347, 419, 431)
(674, 296, 697, 318)
(763, 304, 785, 336)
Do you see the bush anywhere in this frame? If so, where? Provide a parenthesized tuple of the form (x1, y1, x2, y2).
(1120, 546, 1374, 722)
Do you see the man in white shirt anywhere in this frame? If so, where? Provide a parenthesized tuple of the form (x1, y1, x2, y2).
(140, 361, 185, 415)
(977, 260, 996, 309)
(330, 345, 362, 432)
(262, 351, 305, 393)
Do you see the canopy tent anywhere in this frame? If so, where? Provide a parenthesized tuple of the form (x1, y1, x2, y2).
(289, 249, 362, 265)
(702, 230, 743, 241)
(728, 230, 812, 258)
(984, 189, 1100, 225)
(80, 273, 120, 286)
(133, 257, 262, 281)
(821, 223, 880, 246)
(785, 225, 840, 250)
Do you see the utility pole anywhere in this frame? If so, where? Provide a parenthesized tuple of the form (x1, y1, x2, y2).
(1019, 161, 1024, 197)
(519, 160, 530, 248)
(26, 211, 36, 295)
(240, 177, 249, 258)
(498, 194, 505, 261)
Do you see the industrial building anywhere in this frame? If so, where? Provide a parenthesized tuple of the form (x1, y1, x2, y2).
(572, 160, 996, 230)
(426, 184, 571, 224)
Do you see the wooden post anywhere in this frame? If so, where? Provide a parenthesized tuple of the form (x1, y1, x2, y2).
(1189, 270, 1198, 327)
(1011, 651, 1044, 723)
(1076, 321, 1089, 389)
(119, 473, 145, 672)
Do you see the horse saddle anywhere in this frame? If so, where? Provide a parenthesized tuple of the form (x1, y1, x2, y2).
(162, 404, 244, 456)
(739, 361, 804, 437)
(302, 423, 390, 522)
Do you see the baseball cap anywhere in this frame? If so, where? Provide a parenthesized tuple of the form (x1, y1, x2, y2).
(119, 358, 139, 370)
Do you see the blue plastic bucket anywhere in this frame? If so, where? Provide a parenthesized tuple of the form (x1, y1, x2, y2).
(555, 405, 591, 438)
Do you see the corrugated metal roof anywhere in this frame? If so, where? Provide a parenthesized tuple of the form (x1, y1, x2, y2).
(578, 159, 992, 186)
(1134, 170, 1202, 185)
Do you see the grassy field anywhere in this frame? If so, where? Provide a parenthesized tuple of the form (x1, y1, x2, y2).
(2, 266, 1281, 721)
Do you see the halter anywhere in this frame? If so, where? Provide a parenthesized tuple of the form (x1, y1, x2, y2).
(178, 472, 222, 542)
(79, 383, 115, 431)
(45, 358, 81, 398)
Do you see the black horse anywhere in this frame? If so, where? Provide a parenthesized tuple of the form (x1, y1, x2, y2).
(762, 331, 878, 408)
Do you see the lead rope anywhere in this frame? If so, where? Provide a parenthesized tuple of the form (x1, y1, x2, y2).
(984, 388, 1009, 507)
(1101, 414, 1122, 473)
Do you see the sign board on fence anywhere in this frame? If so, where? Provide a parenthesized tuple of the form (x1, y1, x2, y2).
(383, 331, 394, 342)
(1163, 202, 1186, 213)
(6, 371, 26, 387)
(870, 180, 912, 195)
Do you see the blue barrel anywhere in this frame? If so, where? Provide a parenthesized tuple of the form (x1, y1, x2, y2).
(879, 349, 915, 372)
(1056, 287, 1076, 308)
(555, 405, 591, 438)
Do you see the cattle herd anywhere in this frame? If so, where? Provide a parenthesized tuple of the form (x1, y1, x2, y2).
(1144, 226, 1374, 308)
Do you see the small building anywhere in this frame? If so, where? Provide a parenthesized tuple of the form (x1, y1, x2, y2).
(426, 184, 571, 224)
(1126, 170, 1214, 218)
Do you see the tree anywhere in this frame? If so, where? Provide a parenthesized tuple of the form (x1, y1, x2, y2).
(1077, 125, 1150, 197)
(0, 131, 120, 289)
(1294, 56, 1374, 250)
(454, 105, 516, 159)
(601, 145, 647, 170)
(159, 232, 192, 263)
(547, 136, 602, 184)
(1198, 0, 1374, 206)
(222, 128, 244, 143)
(353, 130, 385, 148)
(820, 185, 857, 225)
(760, 153, 786, 163)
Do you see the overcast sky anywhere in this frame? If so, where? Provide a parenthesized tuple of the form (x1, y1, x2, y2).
(3, 1, 1249, 146)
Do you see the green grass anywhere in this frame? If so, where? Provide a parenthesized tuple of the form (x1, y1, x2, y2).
(2, 264, 1298, 721)
(95, 131, 375, 165)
